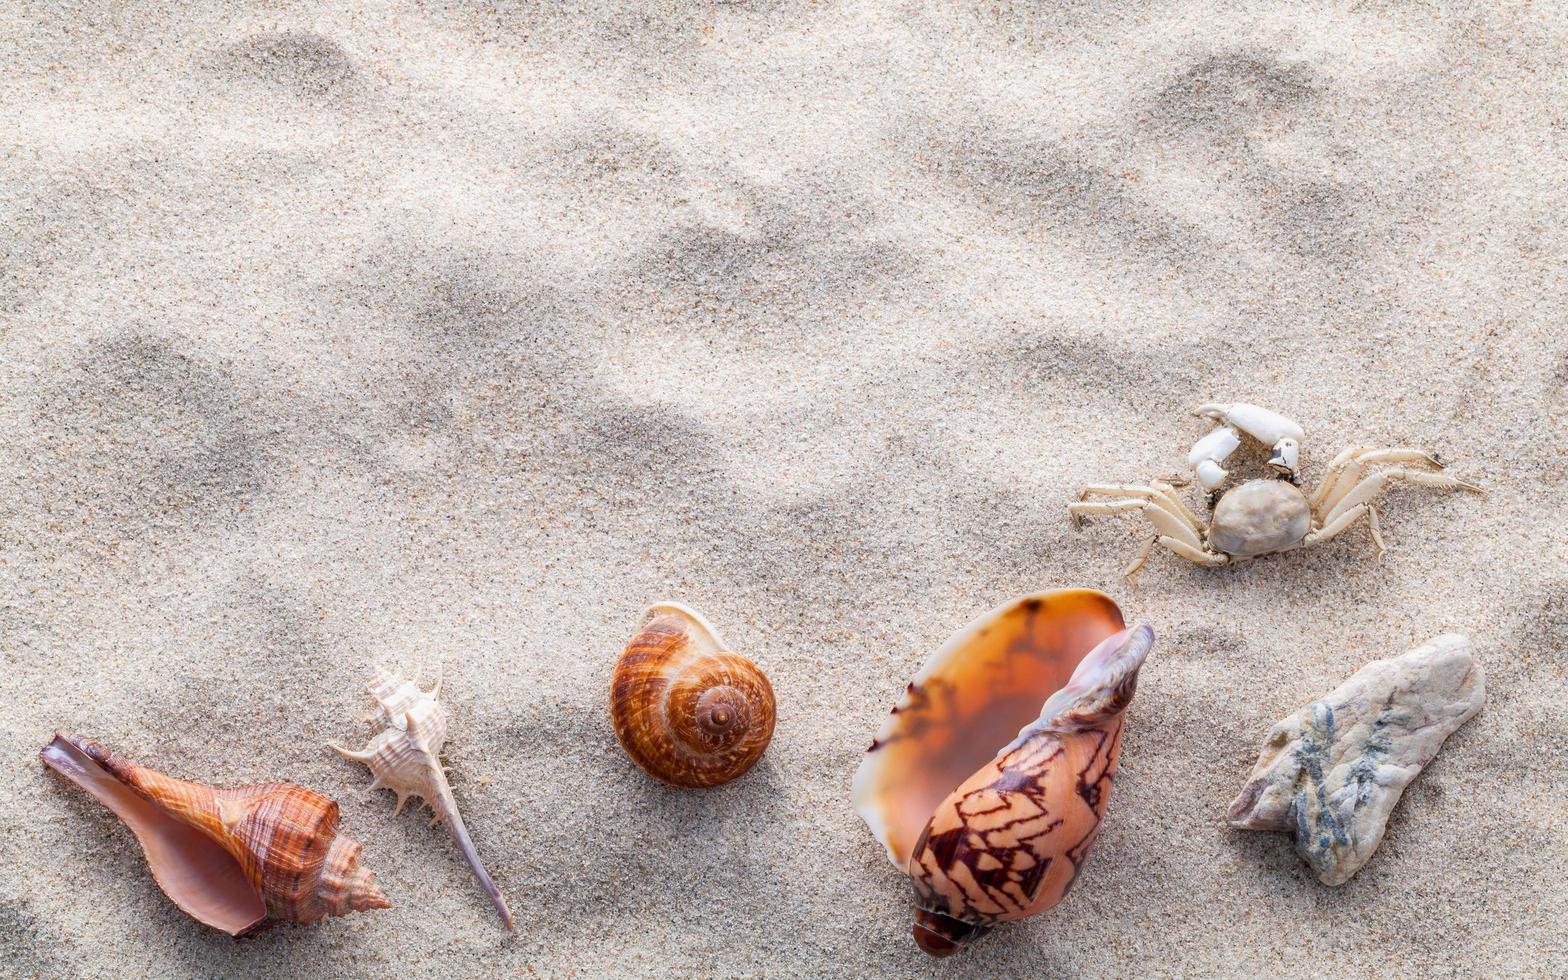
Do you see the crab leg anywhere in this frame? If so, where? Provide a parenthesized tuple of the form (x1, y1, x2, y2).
(1304, 502, 1376, 549)
(1075, 483, 1204, 537)
(1077, 483, 1175, 507)
(1309, 446, 1379, 511)
(1367, 505, 1387, 553)
(1122, 534, 1230, 583)
(1151, 536, 1230, 567)
(1123, 536, 1158, 580)
(1072, 483, 1218, 581)
(1313, 448, 1446, 514)
(1320, 467, 1483, 528)
(1069, 498, 1204, 551)
(1070, 499, 1145, 516)
(1149, 479, 1203, 528)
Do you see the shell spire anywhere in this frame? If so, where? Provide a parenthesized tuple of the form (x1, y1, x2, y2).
(333, 671, 513, 930)
(610, 602, 776, 788)
(40, 733, 390, 935)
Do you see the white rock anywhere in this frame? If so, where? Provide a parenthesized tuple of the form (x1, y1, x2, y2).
(1227, 634, 1485, 886)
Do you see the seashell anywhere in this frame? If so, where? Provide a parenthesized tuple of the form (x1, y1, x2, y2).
(40, 733, 390, 936)
(333, 671, 513, 929)
(611, 602, 775, 788)
(1228, 634, 1484, 885)
(851, 590, 1153, 957)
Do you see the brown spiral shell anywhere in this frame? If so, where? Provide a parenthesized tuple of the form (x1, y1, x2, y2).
(610, 602, 775, 788)
(41, 734, 390, 935)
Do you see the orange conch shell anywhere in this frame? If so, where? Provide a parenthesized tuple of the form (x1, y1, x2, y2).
(41, 734, 390, 935)
(851, 591, 1152, 957)
(611, 602, 775, 788)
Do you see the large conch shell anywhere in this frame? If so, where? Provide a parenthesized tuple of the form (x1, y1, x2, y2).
(40, 733, 391, 935)
(333, 671, 513, 929)
(851, 591, 1153, 957)
(611, 602, 775, 788)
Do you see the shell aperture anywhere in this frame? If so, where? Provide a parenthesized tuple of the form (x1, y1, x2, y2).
(908, 624, 1152, 956)
(851, 591, 1151, 957)
(852, 590, 1126, 868)
(41, 734, 390, 935)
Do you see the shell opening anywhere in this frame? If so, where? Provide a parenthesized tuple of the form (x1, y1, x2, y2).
(639, 602, 725, 649)
(39, 734, 270, 936)
(851, 591, 1128, 869)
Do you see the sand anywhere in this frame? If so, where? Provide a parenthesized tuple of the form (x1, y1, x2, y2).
(2, 1, 1565, 977)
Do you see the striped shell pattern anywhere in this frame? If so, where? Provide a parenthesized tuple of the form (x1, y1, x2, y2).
(41, 734, 389, 935)
(611, 603, 775, 788)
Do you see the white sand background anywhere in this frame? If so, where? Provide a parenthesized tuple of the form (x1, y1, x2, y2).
(2, 1, 1565, 977)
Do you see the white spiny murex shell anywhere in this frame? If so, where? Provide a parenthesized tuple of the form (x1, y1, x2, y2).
(332, 670, 513, 929)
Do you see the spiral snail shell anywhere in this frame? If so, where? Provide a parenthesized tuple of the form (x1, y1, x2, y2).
(41, 734, 390, 935)
(851, 590, 1152, 957)
(610, 602, 775, 788)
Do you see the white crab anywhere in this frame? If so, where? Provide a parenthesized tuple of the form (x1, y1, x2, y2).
(1070, 403, 1482, 581)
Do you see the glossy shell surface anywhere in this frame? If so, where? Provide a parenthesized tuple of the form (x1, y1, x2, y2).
(611, 603, 775, 788)
(851, 590, 1151, 957)
(41, 734, 389, 935)
(852, 590, 1125, 867)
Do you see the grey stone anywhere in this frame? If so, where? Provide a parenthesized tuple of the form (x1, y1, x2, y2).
(1228, 634, 1485, 885)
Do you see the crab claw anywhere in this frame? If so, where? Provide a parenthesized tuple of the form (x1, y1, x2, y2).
(1194, 459, 1228, 490)
(1188, 426, 1241, 490)
(1194, 403, 1304, 446)
(1196, 403, 1305, 477)
(1270, 437, 1300, 474)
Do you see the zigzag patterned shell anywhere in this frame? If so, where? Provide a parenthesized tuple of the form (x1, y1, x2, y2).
(851, 590, 1152, 957)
